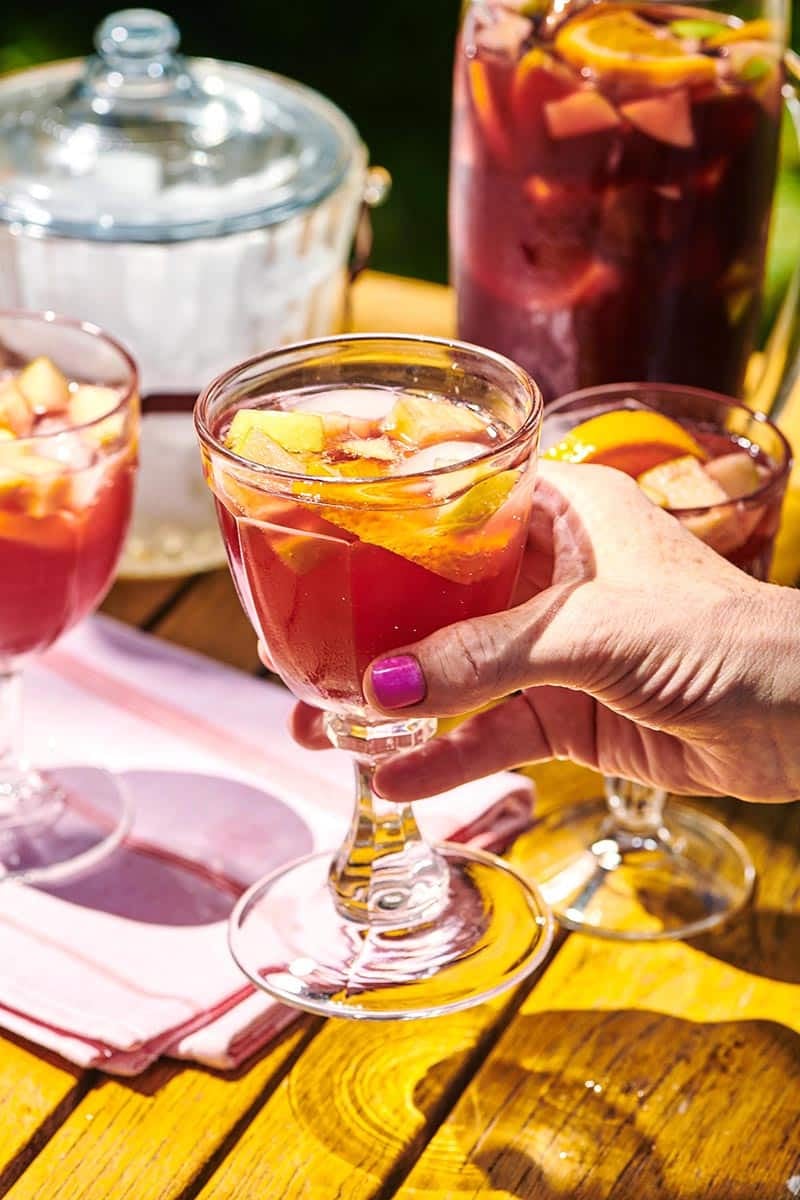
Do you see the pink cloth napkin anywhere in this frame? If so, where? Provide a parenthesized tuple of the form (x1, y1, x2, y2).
(0, 616, 534, 1075)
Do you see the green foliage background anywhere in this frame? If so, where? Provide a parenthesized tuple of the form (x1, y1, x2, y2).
(1, 0, 798, 299)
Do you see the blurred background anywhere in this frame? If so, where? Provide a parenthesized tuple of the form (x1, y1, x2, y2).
(1, 0, 798, 320)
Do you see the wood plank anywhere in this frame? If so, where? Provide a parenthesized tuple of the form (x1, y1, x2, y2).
(2, 1021, 317, 1200)
(149, 571, 262, 674)
(193, 987, 542, 1200)
(101, 577, 188, 629)
(0, 1034, 87, 1194)
(394, 996, 800, 1199)
(396, 798, 800, 1199)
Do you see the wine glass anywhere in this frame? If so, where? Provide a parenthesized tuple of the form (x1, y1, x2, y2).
(526, 382, 792, 940)
(195, 334, 554, 1018)
(0, 311, 139, 881)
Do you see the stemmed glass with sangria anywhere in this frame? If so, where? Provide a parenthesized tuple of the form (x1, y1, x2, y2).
(528, 383, 791, 939)
(0, 312, 139, 881)
(196, 334, 554, 1018)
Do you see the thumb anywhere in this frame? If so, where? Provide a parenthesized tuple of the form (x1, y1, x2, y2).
(363, 580, 604, 718)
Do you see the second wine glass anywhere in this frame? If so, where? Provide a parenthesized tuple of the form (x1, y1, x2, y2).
(527, 383, 791, 940)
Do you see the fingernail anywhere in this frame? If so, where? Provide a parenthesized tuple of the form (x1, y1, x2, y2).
(369, 654, 426, 710)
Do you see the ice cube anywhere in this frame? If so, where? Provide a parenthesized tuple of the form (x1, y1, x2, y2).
(38, 431, 94, 472)
(297, 388, 398, 420)
(475, 12, 532, 55)
(402, 440, 490, 474)
(70, 461, 110, 509)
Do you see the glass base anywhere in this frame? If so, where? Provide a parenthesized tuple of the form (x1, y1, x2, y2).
(0, 766, 133, 884)
(528, 798, 755, 942)
(229, 843, 554, 1019)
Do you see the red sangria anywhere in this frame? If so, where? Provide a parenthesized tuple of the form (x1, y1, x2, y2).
(451, 1, 784, 400)
(543, 383, 791, 577)
(209, 385, 532, 711)
(0, 358, 137, 660)
(0, 312, 139, 881)
(196, 335, 553, 1021)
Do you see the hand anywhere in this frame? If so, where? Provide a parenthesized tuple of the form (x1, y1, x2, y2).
(265, 460, 800, 804)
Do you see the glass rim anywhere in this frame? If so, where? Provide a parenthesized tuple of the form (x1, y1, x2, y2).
(546, 380, 793, 517)
(0, 308, 138, 445)
(194, 332, 544, 493)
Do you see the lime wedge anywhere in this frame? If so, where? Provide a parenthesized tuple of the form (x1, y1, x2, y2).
(668, 19, 727, 40)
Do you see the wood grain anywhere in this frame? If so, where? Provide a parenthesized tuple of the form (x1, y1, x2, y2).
(2, 1021, 317, 1200)
(394, 1002, 800, 1199)
(396, 796, 800, 1199)
(193, 988, 537, 1200)
(0, 1035, 86, 1194)
(101, 578, 188, 629)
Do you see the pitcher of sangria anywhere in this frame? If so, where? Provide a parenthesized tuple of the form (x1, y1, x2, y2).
(450, 0, 797, 402)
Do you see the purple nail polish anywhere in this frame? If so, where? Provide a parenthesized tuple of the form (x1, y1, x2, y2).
(370, 655, 426, 709)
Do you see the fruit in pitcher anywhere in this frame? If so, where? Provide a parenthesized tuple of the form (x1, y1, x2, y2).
(554, 10, 717, 87)
(545, 90, 621, 139)
(621, 89, 694, 149)
(452, 0, 783, 401)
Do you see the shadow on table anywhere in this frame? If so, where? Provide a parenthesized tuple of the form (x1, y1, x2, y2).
(406, 1008, 800, 1199)
(690, 907, 800, 985)
(40, 768, 314, 926)
(248, 1005, 800, 1196)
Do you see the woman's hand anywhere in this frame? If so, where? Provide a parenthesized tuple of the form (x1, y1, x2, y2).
(266, 460, 800, 804)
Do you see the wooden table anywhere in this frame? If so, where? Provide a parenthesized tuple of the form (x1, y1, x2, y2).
(2, 272, 799, 1200)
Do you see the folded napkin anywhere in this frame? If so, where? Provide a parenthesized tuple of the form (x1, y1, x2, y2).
(0, 616, 534, 1075)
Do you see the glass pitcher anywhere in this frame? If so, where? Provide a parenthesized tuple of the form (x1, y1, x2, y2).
(450, 0, 799, 407)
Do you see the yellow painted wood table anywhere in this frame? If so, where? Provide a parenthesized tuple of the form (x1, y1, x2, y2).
(1, 272, 799, 1200)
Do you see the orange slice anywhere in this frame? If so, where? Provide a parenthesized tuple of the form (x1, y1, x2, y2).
(555, 11, 717, 86)
(705, 18, 776, 47)
(317, 468, 523, 584)
(544, 410, 707, 476)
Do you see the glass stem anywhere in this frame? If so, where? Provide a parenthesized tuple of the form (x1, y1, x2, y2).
(0, 670, 25, 816)
(604, 775, 667, 835)
(325, 713, 450, 928)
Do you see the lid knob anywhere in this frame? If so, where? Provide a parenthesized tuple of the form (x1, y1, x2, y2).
(95, 9, 180, 65)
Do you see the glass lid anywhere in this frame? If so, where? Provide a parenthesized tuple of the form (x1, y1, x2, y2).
(0, 8, 361, 242)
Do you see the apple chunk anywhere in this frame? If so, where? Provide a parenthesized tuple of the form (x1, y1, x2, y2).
(0, 379, 34, 435)
(704, 451, 761, 499)
(621, 89, 694, 149)
(383, 395, 487, 446)
(0, 444, 69, 516)
(545, 89, 620, 140)
(17, 356, 70, 414)
(70, 385, 125, 446)
(637, 455, 727, 508)
(227, 409, 324, 456)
